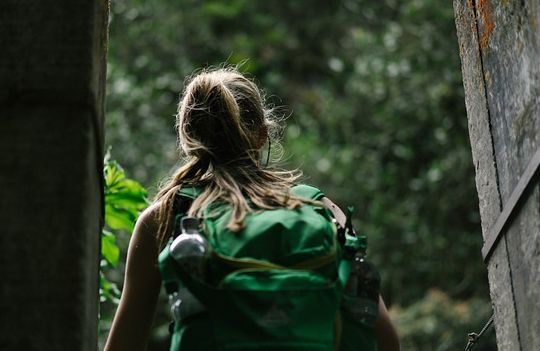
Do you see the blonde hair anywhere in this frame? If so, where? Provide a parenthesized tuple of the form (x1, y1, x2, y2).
(154, 67, 305, 249)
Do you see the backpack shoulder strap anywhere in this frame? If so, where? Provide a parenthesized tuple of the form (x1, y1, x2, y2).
(291, 184, 325, 200)
(171, 186, 202, 238)
(177, 186, 202, 199)
(321, 197, 346, 229)
(292, 184, 347, 228)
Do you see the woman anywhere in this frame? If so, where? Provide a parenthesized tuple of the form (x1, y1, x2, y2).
(104, 67, 399, 351)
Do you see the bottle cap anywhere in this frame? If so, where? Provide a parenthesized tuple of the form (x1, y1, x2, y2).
(181, 217, 200, 233)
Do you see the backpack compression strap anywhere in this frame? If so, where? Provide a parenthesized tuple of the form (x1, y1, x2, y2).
(321, 197, 346, 229)
(171, 192, 194, 239)
(291, 184, 348, 229)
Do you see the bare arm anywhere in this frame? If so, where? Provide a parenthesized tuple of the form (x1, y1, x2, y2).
(104, 204, 163, 351)
(375, 296, 400, 351)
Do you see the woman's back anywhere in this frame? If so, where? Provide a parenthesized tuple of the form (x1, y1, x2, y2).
(103, 67, 399, 351)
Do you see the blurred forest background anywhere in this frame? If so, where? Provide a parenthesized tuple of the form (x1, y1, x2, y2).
(100, 0, 496, 350)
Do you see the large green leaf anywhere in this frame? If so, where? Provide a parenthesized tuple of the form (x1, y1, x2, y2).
(103, 151, 148, 232)
(101, 230, 120, 267)
(104, 158, 126, 189)
(105, 181, 148, 210)
(105, 203, 138, 232)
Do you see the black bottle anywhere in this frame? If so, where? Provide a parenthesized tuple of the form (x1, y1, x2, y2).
(343, 234, 381, 327)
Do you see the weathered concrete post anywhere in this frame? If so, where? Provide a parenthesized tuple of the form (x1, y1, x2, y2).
(454, 0, 539, 350)
(0, 1, 109, 350)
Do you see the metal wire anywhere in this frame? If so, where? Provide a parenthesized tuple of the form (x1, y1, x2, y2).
(465, 313, 494, 351)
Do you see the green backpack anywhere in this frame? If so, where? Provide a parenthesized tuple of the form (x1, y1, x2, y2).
(158, 184, 378, 351)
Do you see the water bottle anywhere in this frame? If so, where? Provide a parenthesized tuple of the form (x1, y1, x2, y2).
(343, 235, 381, 327)
(170, 217, 210, 278)
(168, 217, 209, 322)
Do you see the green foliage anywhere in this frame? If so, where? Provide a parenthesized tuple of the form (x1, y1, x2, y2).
(100, 150, 148, 305)
(100, 268, 121, 305)
(104, 151, 149, 232)
(102, 230, 120, 268)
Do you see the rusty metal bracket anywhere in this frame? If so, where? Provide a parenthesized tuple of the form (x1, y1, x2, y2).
(482, 145, 540, 262)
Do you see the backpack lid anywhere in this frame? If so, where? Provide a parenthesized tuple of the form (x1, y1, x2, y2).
(174, 183, 336, 268)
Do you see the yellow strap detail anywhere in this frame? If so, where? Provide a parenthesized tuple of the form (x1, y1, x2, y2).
(213, 249, 337, 271)
(290, 249, 337, 269)
(212, 252, 285, 269)
(213, 223, 339, 271)
(293, 223, 338, 270)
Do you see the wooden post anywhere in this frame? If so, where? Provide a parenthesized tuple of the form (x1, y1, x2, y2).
(454, 0, 540, 349)
(0, 1, 109, 350)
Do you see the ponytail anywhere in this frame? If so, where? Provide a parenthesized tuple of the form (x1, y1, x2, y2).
(153, 67, 307, 251)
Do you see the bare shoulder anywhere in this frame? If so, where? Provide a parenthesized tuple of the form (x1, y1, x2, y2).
(123, 202, 165, 265)
(131, 202, 164, 247)
(136, 202, 161, 230)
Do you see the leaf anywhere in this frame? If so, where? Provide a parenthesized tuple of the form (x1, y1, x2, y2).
(105, 191, 147, 212)
(107, 177, 147, 194)
(103, 153, 148, 232)
(100, 272, 121, 304)
(104, 159, 126, 189)
(105, 181, 148, 210)
(202, 0, 246, 18)
(105, 203, 138, 232)
(101, 230, 120, 267)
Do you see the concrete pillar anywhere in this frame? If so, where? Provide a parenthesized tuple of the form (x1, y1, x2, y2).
(0, 1, 109, 350)
(454, 0, 540, 349)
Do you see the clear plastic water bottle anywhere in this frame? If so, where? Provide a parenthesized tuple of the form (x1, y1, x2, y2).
(343, 235, 381, 327)
(168, 217, 209, 322)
